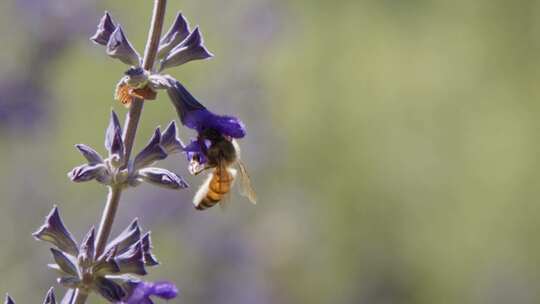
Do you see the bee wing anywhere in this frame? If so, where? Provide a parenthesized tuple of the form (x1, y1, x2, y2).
(219, 167, 237, 211)
(193, 171, 213, 208)
(236, 160, 257, 204)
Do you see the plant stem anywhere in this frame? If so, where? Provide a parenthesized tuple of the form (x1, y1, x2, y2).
(72, 0, 167, 302)
(94, 185, 122, 256)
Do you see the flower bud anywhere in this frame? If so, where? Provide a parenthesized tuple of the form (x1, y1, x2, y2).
(106, 25, 141, 66)
(133, 128, 167, 170)
(90, 12, 116, 45)
(33, 207, 79, 256)
(157, 12, 190, 59)
(160, 121, 184, 154)
(50, 248, 78, 277)
(160, 27, 213, 71)
(138, 167, 188, 190)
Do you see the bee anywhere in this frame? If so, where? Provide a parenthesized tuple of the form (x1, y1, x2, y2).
(189, 129, 257, 210)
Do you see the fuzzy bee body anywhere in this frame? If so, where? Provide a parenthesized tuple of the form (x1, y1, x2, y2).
(191, 129, 256, 210)
(194, 166, 237, 210)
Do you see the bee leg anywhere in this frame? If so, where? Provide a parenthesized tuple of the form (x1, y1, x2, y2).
(189, 160, 210, 176)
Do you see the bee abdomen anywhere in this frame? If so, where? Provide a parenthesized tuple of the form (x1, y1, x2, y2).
(194, 168, 234, 210)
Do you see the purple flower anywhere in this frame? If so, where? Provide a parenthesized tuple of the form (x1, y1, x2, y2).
(120, 281, 178, 304)
(165, 79, 246, 138)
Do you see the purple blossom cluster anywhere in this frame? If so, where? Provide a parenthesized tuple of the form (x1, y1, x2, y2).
(5, 2, 253, 304)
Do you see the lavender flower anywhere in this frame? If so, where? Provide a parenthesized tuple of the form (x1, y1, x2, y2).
(119, 281, 178, 304)
(165, 79, 246, 138)
(6, 2, 253, 302)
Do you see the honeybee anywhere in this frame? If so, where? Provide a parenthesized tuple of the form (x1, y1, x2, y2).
(189, 129, 257, 210)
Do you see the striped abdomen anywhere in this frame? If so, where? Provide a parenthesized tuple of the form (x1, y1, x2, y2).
(194, 167, 236, 210)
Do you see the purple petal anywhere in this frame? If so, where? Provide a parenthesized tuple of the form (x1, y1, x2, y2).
(68, 163, 108, 183)
(158, 12, 190, 58)
(183, 139, 208, 165)
(124, 281, 178, 304)
(57, 277, 80, 289)
(106, 25, 141, 66)
(105, 110, 124, 160)
(92, 257, 120, 276)
(50, 248, 78, 276)
(4, 295, 15, 304)
(78, 227, 95, 267)
(166, 79, 246, 138)
(138, 167, 189, 190)
(60, 289, 75, 304)
(160, 27, 213, 70)
(115, 242, 147, 275)
(187, 110, 247, 138)
(75, 144, 104, 165)
(90, 12, 116, 45)
(165, 78, 206, 124)
(140, 233, 160, 266)
(104, 219, 141, 257)
(160, 121, 184, 154)
(42, 287, 56, 304)
(94, 277, 126, 302)
(133, 128, 167, 170)
(33, 207, 79, 256)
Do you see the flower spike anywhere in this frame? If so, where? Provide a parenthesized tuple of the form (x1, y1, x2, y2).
(106, 25, 141, 66)
(90, 12, 116, 45)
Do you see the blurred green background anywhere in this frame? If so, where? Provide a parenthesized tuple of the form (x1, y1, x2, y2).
(2, 0, 540, 303)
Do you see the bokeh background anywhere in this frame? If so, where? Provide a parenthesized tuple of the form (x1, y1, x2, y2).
(2, 0, 540, 303)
